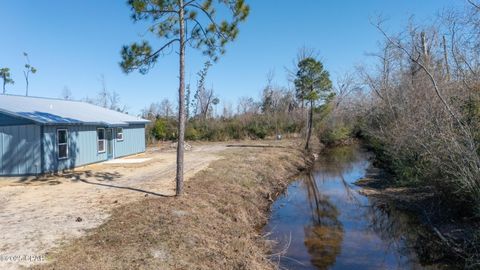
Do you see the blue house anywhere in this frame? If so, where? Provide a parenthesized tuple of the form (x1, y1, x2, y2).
(0, 95, 149, 176)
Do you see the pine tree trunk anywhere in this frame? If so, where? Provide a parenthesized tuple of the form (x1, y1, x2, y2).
(176, 1, 186, 196)
(305, 100, 313, 150)
(25, 72, 29, 96)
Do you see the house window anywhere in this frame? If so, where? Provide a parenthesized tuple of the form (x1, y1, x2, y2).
(116, 127, 124, 141)
(97, 128, 106, 153)
(57, 129, 68, 160)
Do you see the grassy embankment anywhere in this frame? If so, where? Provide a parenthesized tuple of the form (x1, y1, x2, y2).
(33, 139, 315, 270)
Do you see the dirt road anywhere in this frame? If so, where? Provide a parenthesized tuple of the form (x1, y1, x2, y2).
(0, 142, 226, 270)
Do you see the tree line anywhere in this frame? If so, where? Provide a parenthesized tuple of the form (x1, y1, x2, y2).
(141, 53, 333, 148)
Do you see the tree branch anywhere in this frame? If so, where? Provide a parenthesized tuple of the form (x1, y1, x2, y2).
(467, 0, 480, 10)
(188, 17, 209, 38)
(152, 38, 180, 57)
(183, 0, 197, 8)
(374, 21, 464, 130)
(186, 17, 222, 49)
(188, 3, 229, 40)
(450, 22, 475, 91)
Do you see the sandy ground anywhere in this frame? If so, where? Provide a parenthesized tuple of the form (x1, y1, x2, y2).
(0, 142, 227, 270)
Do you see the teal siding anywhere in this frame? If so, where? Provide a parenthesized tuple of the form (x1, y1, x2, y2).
(0, 125, 41, 175)
(114, 124, 146, 158)
(43, 125, 108, 172)
(0, 122, 146, 175)
(42, 124, 146, 173)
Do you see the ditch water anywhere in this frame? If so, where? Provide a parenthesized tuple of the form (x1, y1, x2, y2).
(265, 144, 446, 270)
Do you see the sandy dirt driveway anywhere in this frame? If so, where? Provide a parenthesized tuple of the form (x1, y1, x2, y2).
(0, 142, 227, 270)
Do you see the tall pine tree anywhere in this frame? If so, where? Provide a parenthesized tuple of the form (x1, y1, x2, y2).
(120, 0, 249, 195)
(294, 57, 332, 150)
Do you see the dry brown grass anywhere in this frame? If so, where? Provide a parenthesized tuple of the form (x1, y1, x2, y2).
(32, 139, 311, 270)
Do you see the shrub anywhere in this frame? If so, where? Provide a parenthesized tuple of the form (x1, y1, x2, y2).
(319, 124, 352, 146)
(185, 125, 200, 140)
(246, 123, 267, 139)
(151, 118, 177, 141)
(145, 112, 306, 143)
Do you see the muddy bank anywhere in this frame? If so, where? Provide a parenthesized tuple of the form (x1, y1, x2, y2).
(355, 167, 480, 268)
(32, 139, 314, 270)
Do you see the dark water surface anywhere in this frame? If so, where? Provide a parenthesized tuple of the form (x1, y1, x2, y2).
(264, 145, 441, 270)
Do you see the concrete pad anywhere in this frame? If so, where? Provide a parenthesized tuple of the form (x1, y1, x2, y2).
(102, 158, 152, 164)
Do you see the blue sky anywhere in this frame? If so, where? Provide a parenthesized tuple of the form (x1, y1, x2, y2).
(0, 0, 466, 115)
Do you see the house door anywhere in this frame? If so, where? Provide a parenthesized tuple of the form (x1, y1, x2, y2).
(106, 128, 114, 160)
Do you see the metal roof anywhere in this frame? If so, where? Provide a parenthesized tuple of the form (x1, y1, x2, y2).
(0, 95, 149, 126)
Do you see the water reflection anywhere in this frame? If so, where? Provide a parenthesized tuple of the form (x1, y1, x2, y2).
(265, 145, 447, 270)
(304, 173, 343, 269)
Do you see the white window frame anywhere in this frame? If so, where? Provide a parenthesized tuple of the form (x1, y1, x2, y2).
(57, 129, 68, 160)
(116, 127, 124, 141)
(97, 128, 106, 153)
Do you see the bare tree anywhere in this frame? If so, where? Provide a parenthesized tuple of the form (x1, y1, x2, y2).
(97, 75, 109, 108)
(60, 86, 73, 100)
(23, 52, 37, 96)
(222, 101, 234, 119)
(142, 102, 162, 119)
(83, 75, 127, 112)
(237, 96, 258, 115)
(108, 91, 128, 112)
(159, 98, 174, 118)
(194, 62, 218, 120)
